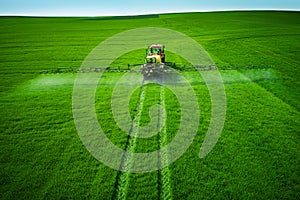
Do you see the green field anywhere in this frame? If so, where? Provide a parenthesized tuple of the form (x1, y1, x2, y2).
(1, 11, 300, 199)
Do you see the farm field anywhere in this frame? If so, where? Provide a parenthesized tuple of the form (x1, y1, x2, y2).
(0, 11, 300, 199)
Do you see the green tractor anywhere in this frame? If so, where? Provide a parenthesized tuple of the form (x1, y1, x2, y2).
(141, 44, 165, 78)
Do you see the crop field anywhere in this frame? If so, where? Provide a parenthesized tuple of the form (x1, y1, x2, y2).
(1, 11, 300, 199)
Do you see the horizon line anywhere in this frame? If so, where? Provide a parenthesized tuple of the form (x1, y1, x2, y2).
(0, 9, 299, 17)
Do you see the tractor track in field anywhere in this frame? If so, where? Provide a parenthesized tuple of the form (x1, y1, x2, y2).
(157, 84, 173, 200)
(112, 76, 173, 200)
(112, 81, 146, 200)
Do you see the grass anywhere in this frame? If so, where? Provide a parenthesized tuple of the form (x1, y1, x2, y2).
(0, 11, 300, 199)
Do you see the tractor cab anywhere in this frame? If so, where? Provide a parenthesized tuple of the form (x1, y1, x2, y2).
(146, 44, 165, 63)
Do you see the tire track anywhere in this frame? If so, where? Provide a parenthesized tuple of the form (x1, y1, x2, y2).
(157, 84, 173, 200)
(112, 77, 173, 200)
(112, 82, 146, 200)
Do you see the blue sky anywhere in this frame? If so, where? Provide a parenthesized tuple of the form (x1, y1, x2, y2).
(1, 0, 299, 16)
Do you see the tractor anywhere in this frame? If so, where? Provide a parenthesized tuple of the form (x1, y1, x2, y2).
(146, 44, 165, 63)
(141, 44, 165, 78)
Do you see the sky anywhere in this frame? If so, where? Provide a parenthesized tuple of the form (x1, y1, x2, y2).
(0, 0, 299, 16)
